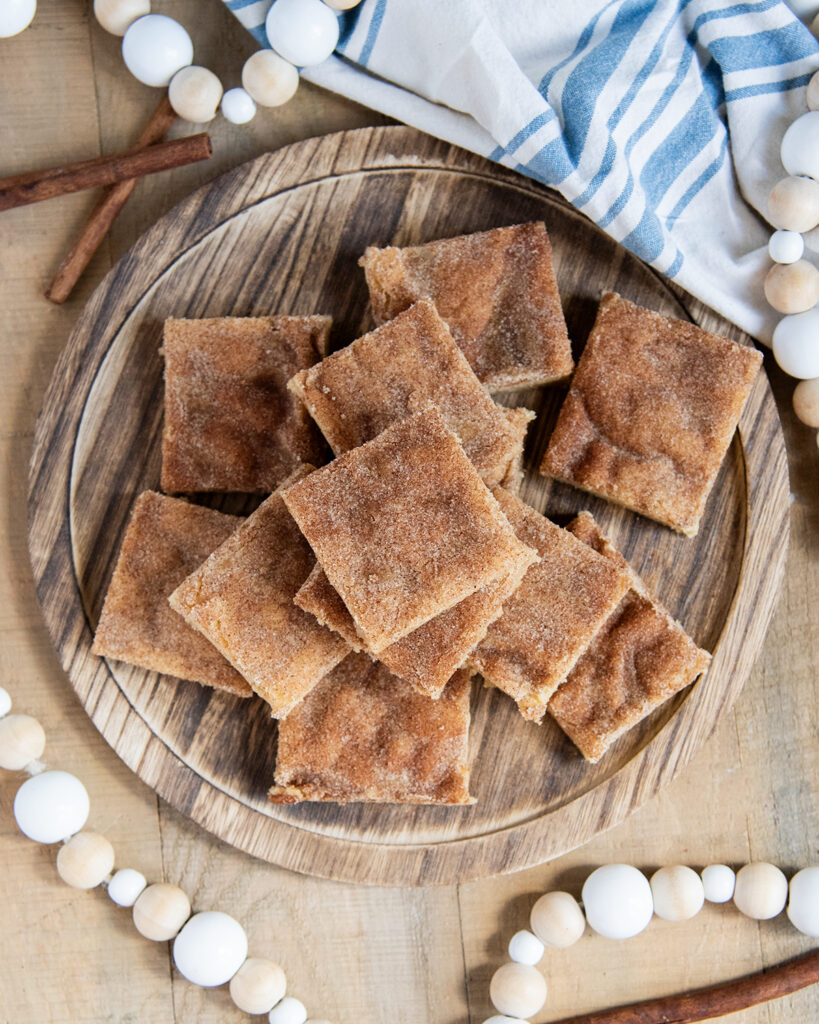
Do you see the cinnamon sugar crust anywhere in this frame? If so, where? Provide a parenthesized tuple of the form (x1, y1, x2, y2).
(359, 222, 573, 391)
(161, 315, 331, 493)
(269, 654, 474, 805)
(549, 512, 712, 761)
(281, 408, 539, 655)
(92, 492, 251, 697)
(288, 299, 521, 488)
(499, 406, 535, 495)
(541, 293, 762, 536)
(168, 467, 350, 718)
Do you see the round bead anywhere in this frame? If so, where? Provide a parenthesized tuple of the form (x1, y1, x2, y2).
(0, 0, 36, 38)
(322, 0, 362, 8)
(242, 51, 299, 107)
(93, 0, 150, 36)
(650, 865, 704, 921)
(768, 176, 819, 234)
(168, 66, 222, 123)
(772, 310, 819, 379)
(733, 863, 788, 920)
(530, 891, 585, 948)
(793, 377, 819, 427)
(701, 864, 735, 903)
(265, 0, 340, 67)
(108, 867, 147, 907)
(230, 957, 287, 1014)
(787, 866, 819, 937)
(808, 70, 819, 112)
(582, 864, 653, 939)
(13, 770, 89, 843)
(764, 260, 819, 314)
(0, 714, 46, 770)
(781, 112, 819, 179)
(122, 14, 193, 88)
(269, 996, 308, 1024)
(508, 929, 545, 965)
(480, 1018, 524, 1024)
(812, 13, 819, 41)
(133, 882, 191, 941)
(0, 687, 11, 718)
(768, 230, 804, 265)
(221, 87, 257, 125)
(56, 831, 115, 889)
(173, 911, 248, 987)
(489, 962, 547, 1019)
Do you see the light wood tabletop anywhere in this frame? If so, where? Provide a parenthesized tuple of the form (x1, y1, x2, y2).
(1, 3, 817, 1023)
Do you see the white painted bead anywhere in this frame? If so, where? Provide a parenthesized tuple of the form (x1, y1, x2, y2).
(701, 864, 735, 903)
(230, 957, 287, 1014)
(769, 230, 804, 265)
(122, 14, 193, 88)
(772, 310, 819, 379)
(581, 864, 653, 939)
(764, 260, 819, 314)
(781, 112, 819, 180)
(168, 66, 222, 123)
(530, 891, 585, 948)
(650, 865, 704, 921)
(242, 51, 299, 107)
(322, 0, 362, 8)
(508, 929, 545, 965)
(768, 176, 819, 233)
(13, 770, 89, 843)
(108, 868, 147, 907)
(0, 0, 36, 37)
(266, 0, 339, 67)
(56, 831, 115, 889)
(173, 911, 248, 987)
(93, 0, 150, 36)
(734, 863, 788, 920)
(793, 377, 819, 427)
(221, 87, 257, 124)
(808, 70, 819, 112)
(133, 882, 191, 940)
(269, 996, 308, 1024)
(480, 1018, 525, 1024)
(0, 687, 11, 718)
(489, 962, 547, 1019)
(787, 866, 819, 937)
(0, 714, 45, 770)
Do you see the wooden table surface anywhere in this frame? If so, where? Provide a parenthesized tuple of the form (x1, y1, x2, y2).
(0, 3, 816, 1022)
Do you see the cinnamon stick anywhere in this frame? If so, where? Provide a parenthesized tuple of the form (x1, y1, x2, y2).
(546, 947, 819, 1024)
(46, 94, 178, 304)
(0, 133, 211, 213)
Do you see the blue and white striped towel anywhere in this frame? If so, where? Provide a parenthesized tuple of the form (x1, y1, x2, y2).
(224, 0, 819, 344)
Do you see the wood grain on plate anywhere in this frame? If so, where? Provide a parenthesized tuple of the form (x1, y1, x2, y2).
(26, 127, 789, 887)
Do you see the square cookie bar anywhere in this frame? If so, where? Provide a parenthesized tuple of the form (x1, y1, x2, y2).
(548, 512, 711, 761)
(169, 468, 350, 718)
(469, 489, 631, 722)
(92, 491, 250, 697)
(499, 406, 535, 495)
(282, 407, 538, 655)
(269, 654, 474, 805)
(541, 293, 762, 536)
(359, 222, 573, 391)
(288, 298, 522, 488)
(161, 314, 331, 493)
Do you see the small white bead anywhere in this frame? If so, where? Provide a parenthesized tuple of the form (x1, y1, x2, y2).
(122, 14, 193, 88)
(650, 865, 704, 921)
(269, 996, 307, 1024)
(793, 377, 819, 427)
(108, 868, 147, 907)
(0, 687, 11, 718)
(489, 963, 547, 1019)
(481, 1018, 525, 1024)
(733, 863, 788, 920)
(0, 714, 46, 770)
(266, 0, 339, 67)
(530, 891, 585, 948)
(231, 957, 287, 1014)
(93, 0, 150, 36)
(787, 866, 819, 937)
(781, 111, 819, 179)
(769, 230, 804, 265)
(133, 882, 191, 941)
(173, 911, 248, 987)
(764, 260, 819, 315)
(773, 310, 819, 379)
(169, 66, 222, 123)
(221, 87, 257, 125)
(0, 0, 36, 38)
(581, 865, 653, 940)
(56, 831, 115, 889)
(808, 69, 819, 111)
(701, 864, 735, 903)
(768, 176, 819, 234)
(13, 770, 89, 843)
(242, 51, 299, 108)
(508, 929, 545, 965)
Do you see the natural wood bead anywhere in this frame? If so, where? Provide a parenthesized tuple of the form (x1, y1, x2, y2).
(229, 957, 287, 1015)
(242, 51, 299, 108)
(169, 66, 222, 124)
(808, 70, 819, 112)
(734, 863, 788, 920)
(56, 831, 115, 889)
(650, 865, 704, 921)
(764, 260, 819, 314)
(530, 890, 585, 948)
(768, 176, 819, 233)
(93, 0, 151, 36)
(322, 0, 363, 7)
(0, 714, 45, 770)
(793, 378, 819, 428)
(489, 962, 548, 1019)
(132, 882, 190, 940)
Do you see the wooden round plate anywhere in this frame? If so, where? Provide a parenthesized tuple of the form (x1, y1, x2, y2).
(28, 127, 789, 886)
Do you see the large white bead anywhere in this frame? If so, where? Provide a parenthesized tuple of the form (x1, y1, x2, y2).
(701, 864, 735, 903)
(169, 66, 222, 123)
(733, 863, 788, 920)
(266, 0, 339, 67)
(133, 882, 191, 940)
(581, 864, 653, 939)
(787, 866, 819, 937)
(242, 51, 299, 107)
(0, 0, 36, 38)
(221, 87, 257, 125)
(480, 1018, 523, 1024)
(489, 962, 547, 1019)
(764, 260, 819, 314)
(93, 0, 150, 36)
(769, 230, 804, 265)
(122, 14, 193, 88)
(0, 687, 11, 718)
(530, 890, 585, 948)
(808, 70, 819, 112)
(794, 377, 819, 427)
(772, 310, 819, 379)
(56, 831, 115, 889)
(108, 868, 147, 907)
(13, 770, 89, 843)
(230, 957, 287, 1014)
(269, 996, 307, 1024)
(650, 865, 704, 921)
(173, 911, 248, 987)
(768, 176, 819, 233)
(0, 714, 46, 770)
(781, 111, 819, 179)
(508, 929, 545, 965)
